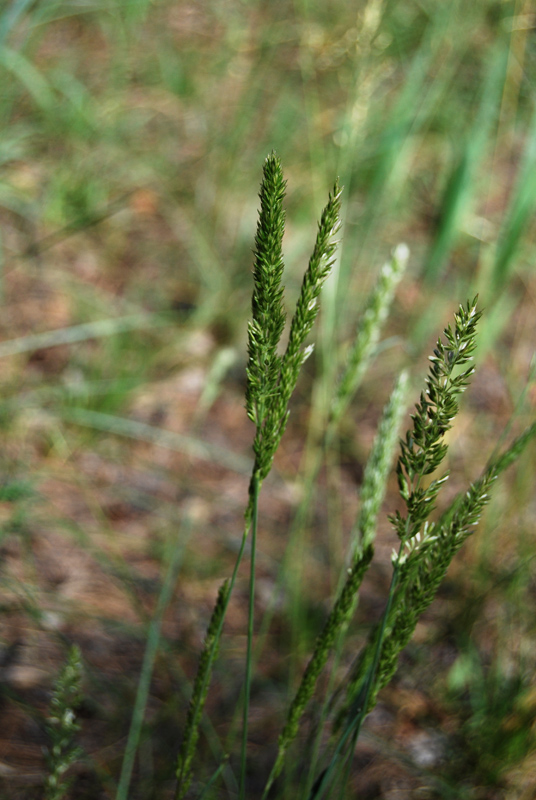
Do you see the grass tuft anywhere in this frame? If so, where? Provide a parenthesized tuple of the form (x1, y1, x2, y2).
(0, 4, 535, 797)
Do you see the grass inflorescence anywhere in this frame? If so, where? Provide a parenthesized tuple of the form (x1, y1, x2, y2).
(0, 148, 533, 800)
(1, 4, 535, 797)
(43, 646, 83, 800)
(172, 157, 536, 800)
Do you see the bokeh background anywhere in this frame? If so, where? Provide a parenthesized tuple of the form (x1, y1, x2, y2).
(0, 1, 535, 798)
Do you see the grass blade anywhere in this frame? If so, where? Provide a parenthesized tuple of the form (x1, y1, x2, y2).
(0, 0, 35, 48)
(116, 519, 192, 800)
(0, 313, 171, 358)
(423, 45, 508, 281)
(492, 103, 536, 291)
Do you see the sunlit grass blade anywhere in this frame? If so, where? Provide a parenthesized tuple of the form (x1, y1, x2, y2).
(423, 45, 508, 282)
(491, 104, 536, 292)
(61, 407, 252, 473)
(334, 0, 466, 295)
(0, 313, 171, 358)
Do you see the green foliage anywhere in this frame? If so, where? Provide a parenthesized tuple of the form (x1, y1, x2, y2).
(447, 648, 536, 786)
(175, 580, 230, 800)
(0, 2, 535, 796)
(177, 154, 342, 800)
(263, 370, 409, 798)
(337, 299, 484, 732)
(9, 147, 532, 800)
(492, 101, 536, 291)
(177, 158, 536, 800)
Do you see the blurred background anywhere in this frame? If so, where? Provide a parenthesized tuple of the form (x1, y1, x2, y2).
(0, 1, 535, 798)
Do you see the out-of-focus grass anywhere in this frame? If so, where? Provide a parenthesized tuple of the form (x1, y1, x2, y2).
(0, 1, 534, 798)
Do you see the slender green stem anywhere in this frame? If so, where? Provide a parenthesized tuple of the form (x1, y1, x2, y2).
(343, 556, 403, 784)
(176, 157, 341, 799)
(174, 519, 251, 800)
(240, 474, 260, 800)
(308, 536, 406, 800)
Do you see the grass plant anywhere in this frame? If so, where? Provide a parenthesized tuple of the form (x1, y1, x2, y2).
(0, 3, 535, 799)
(174, 156, 535, 799)
(43, 645, 83, 800)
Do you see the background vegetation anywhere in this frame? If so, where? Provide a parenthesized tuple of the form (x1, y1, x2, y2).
(0, 0, 535, 798)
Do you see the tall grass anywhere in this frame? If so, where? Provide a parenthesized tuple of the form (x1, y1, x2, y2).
(19, 151, 532, 799)
(0, 2, 534, 799)
(172, 155, 535, 800)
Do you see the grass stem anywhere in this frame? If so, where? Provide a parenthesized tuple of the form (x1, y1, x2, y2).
(240, 474, 260, 800)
